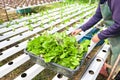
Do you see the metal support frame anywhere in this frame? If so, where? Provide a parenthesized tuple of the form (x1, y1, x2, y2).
(107, 54, 120, 80)
(2, 0, 9, 21)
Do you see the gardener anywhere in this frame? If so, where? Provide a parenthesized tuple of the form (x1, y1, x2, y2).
(72, 0, 120, 78)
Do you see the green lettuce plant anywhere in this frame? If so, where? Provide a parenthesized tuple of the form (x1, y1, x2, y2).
(27, 32, 90, 69)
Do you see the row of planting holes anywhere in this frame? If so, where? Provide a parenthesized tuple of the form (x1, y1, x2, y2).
(88, 49, 107, 75)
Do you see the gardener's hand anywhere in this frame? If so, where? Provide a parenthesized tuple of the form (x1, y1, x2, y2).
(92, 34, 100, 43)
(71, 28, 82, 36)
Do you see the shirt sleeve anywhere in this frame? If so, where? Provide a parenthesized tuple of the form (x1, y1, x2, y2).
(98, 0, 120, 40)
(80, 4, 102, 31)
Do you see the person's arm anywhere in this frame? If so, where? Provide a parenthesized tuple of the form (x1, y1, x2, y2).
(98, 0, 120, 40)
(80, 4, 102, 31)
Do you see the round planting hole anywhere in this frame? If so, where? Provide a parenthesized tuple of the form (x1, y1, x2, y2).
(30, 29, 33, 31)
(15, 44, 19, 47)
(83, 17, 86, 19)
(21, 73, 27, 78)
(88, 45, 90, 47)
(29, 39, 31, 41)
(6, 38, 10, 41)
(89, 70, 94, 75)
(57, 74, 63, 78)
(79, 33, 81, 35)
(8, 61, 13, 65)
(0, 53, 3, 55)
(96, 59, 101, 62)
(19, 33, 22, 36)
(102, 50, 107, 52)
(0, 34, 3, 36)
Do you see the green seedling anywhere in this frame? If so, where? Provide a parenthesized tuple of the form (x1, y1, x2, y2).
(28, 24, 33, 31)
(6, 22, 11, 28)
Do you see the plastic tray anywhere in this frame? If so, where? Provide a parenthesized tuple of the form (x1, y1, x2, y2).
(79, 27, 104, 46)
(24, 49, 85, 78)
(16, 8, 31, 14)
